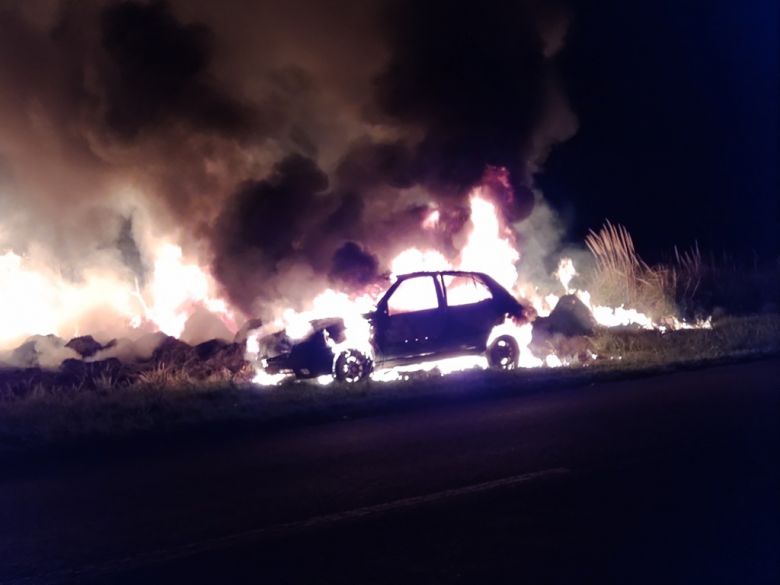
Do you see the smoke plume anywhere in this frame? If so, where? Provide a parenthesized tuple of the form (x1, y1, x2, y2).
(0, 0, 577, 346)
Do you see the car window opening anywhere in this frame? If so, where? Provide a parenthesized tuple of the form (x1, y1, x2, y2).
(387, 276, 440, 316)
(442, 274, 492, 307)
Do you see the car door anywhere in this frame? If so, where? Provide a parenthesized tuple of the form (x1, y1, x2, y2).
(440, 273, 499, 350)
(374, 275, 445, 359)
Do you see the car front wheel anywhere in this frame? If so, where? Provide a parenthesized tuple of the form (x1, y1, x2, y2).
(333, 349, 373, 383)
(487, 335, 520, 370)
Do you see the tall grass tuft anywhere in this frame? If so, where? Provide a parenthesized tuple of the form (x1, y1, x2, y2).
(136, 362, 196, 389)
(585, 221, 675, 319)
(585, 221, 778, 318)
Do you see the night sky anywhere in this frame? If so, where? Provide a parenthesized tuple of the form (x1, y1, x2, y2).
(541, 0, 779, 261)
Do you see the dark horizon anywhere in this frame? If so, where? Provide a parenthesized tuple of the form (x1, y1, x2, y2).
(541, 0, 779, 262)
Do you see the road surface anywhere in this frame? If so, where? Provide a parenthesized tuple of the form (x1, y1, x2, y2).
(1, 358, 778, 584)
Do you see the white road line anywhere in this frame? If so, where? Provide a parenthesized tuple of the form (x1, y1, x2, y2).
(4, 467, 570, 585)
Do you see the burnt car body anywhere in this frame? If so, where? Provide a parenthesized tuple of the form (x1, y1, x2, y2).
(264, 271, 526, 382)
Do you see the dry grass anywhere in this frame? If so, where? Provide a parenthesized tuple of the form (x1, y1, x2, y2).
(585, 222, 668, 315)
(591, 314, 780, 366)
(136, 362, 197, 388)
(586, 222, 714, 319)
(586, 221, 780, 318)
(0, 363, 248, 444)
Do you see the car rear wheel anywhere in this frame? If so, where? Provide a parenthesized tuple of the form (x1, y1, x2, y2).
(333, 349, 373, 383)
(487, 335, 519, 370)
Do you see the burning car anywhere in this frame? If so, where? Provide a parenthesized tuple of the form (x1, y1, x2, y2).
(262, 270, 529, 383)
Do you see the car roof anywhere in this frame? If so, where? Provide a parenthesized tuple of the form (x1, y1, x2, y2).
(396, 270, 491, 279)
(386, 270, 521, 310)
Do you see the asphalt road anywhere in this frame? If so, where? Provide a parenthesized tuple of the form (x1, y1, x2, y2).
(1, 358, 778, 584)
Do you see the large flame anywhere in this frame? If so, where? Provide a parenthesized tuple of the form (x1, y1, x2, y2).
(0, 250, 140, 348)
(0, 242, 236, 350)
(459, 192, 519, 290)
(137, 244, 236, 338)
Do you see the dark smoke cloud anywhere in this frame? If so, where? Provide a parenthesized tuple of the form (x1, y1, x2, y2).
(329, 241, 380, 288)
(100, 0, 250, 139)
(371, 0, 575, 218)
(0, 0, 260, 263)
(334, 140, 415, 192)
(211, 154, 336, 312)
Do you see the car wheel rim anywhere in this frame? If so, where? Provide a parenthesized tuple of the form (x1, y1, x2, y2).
(492, 338, 517, 370)
(339, 352, 365, 383)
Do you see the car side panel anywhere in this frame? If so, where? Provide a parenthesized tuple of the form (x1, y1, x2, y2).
(442, 299, 503, 351)
(377, 307, 446, 358)
(374, 275, 446, 359)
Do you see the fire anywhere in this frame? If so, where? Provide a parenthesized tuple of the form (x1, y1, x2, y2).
(390, 249, 448, 276)
(422, 208, 440, 230)
(249, 190, 548, 384)
(459, 192, 519, 291)
(137, 244, 236, 338)
(0, 241, 236, 350)
(551, 257, 710, 331)
(555, 257, 577, 292)
(487, 319, 543, 368)
(0, 250, 141, 349)
(390, 192, 518, 300)
(372, 355, 487, 383)
(249, 185, 712, 386)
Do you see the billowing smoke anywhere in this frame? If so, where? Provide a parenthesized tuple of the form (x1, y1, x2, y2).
(371, 0, 575, 214)
(0, 0, 576, 349)
(100, 0, 251, 140)
(329, 242, 380, 289)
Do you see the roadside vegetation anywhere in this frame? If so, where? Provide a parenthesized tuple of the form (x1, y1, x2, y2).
(591, 314, 780, 365)
(585, 221, 779, 321)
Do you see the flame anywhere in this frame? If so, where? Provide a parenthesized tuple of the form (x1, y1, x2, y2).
(555, 257, 577, 293)
(486, 318, 543, 368)
(459, 192, 519, 291)
(552, 257, 710, 331)
(137, 244, 236, 338)
(372, 355, 487, 382)
(0, 250, 141, 348)
(0, 241, 236, 350)
(422, 209, 440, 230)
(390, 248, 449, 276)
(248, 191, 537, 384)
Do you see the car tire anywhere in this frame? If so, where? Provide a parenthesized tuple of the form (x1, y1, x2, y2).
(487, 335, 520, 370)
(333, 349, 373, 383)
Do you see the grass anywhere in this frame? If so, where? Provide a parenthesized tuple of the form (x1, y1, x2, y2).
(585, 221, 677, 319)
(585, 221, 779, 319)
(591, 314, 780, 366)
(1, 314, 778, 452)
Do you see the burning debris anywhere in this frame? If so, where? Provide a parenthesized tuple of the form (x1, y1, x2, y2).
(0, 331, 252, 398)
